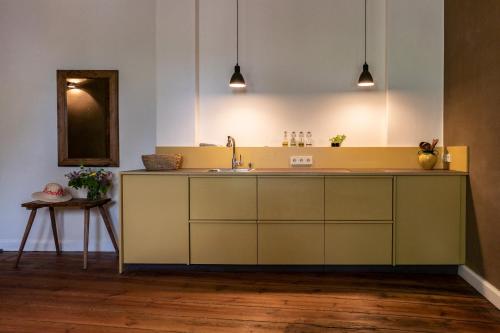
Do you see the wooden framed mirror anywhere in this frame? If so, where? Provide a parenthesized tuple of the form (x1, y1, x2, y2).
(57, 70, 119, 166)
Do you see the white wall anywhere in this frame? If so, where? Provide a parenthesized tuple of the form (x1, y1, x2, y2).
(0, 0, 444, 251)
(199, 0, 387, 147)
(386, 0, 444, 145)
(156, 0, 197, 146)
(156, 0, 444, 147)
(0, 0, 156, 251)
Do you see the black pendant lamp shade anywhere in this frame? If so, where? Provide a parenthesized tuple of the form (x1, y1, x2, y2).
(358, 0, 374, 87)
(358, 63, 374, 86)
(230, 64, 246, 88)
(229, 0, 246, 88)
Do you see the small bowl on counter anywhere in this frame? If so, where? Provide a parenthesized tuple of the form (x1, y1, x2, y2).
(142, 154, 182, 171)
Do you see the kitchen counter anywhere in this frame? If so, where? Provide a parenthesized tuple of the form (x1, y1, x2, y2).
(121, 168, 467, 176)
(120, 168, 466, 271)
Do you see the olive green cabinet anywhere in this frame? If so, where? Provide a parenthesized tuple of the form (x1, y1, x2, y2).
(121, 173, 465, 268)
(395, 176, 465, 265)
(122, 175, 189, 264)
(190, 177, 257, 220)
(190, 222, 257, 264)
(325, 222, 393, 264)
(258, 223, 324, 264)
(258, 177, 324, 220)
(325, 177, 393, 221)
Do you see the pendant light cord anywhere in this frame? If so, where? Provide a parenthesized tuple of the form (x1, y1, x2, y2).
(236, 0, 239, 65)
(364, 0, 367, 63)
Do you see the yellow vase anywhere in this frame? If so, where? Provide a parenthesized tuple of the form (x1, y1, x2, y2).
(418, 153, 438, 170)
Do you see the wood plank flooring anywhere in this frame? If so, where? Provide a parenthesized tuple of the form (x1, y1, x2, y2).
(0, 252, 498, 332)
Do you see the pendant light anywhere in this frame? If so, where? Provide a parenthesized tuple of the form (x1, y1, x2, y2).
(358, 0, 374, 87)
(229, 0, 246, 88)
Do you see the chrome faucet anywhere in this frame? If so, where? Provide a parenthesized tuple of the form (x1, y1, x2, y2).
(226, 136, 242, 169)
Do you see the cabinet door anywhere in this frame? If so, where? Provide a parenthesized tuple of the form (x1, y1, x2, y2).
(325, 177, 393, 220)
(325, 223, 392, 264)
(122, 175, 188, 264)
(190, 177, 257, 220)
(258, 177, 324, 220)
(258, 223, 324, 264)
(396, 176, 464, 265)
(190, 222, 257, 264)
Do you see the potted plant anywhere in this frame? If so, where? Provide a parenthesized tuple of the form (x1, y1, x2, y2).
(65, 166, 113, 200)
(329, 134, 346, 147)
(418, 139, 439, 170)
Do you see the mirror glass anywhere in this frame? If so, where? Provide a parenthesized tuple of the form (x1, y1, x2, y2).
(66, 78, 109, 159)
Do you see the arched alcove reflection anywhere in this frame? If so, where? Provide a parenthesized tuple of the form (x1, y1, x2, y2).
(66, 79, 109, 159)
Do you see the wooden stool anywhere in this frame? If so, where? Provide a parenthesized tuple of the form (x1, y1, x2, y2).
(15, 198, 119, 270)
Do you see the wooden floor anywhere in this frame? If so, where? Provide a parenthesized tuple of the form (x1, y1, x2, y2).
(0, 252, 498, 333)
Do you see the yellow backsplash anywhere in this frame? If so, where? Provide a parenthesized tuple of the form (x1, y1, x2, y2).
(155, 146, 468, 171)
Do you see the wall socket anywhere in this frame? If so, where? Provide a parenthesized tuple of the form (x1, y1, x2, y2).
(290, 156, 313, 167)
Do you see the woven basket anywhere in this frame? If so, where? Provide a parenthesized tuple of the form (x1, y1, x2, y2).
(142, 154, 182, 171)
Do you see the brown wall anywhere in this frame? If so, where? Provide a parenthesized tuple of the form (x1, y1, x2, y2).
(444, 0, 500, 288)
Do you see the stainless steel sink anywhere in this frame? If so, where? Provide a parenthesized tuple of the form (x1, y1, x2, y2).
(207, 168, 255, 173)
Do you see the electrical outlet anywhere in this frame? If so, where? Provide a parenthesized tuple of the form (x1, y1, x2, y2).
(290, 156, 313, 167)
(443, 153, 452, 163)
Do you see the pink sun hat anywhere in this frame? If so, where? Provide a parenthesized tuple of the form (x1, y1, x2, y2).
(32, 183, 72, 203)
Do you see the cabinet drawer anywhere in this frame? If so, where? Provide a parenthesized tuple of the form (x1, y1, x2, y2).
(325, 223, 392, 265)
(325, 177, 393, 220)
(190, 222, 257, 264)
(122, 175, 188, 264)
(258, 177, 324, 220)
(258, 223, 324, 264)
(190, 177, 257, 220)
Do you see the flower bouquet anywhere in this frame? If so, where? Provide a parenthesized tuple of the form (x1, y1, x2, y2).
(66, 166, 113, 200)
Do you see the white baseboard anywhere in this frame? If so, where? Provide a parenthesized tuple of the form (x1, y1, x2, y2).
(0, 239, 115, 252)
(458, 265, 500, 309)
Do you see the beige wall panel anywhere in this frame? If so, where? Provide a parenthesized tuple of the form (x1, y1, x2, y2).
(258, 177, 324, 220)
(325, 223, 392, 264)
(122, 175, 188, 264)
(190, 223, 257, 264)
(258, 223, 324, 264)
(325, 177, 393, 220)
(190, 177, 257, 220)
(396, 176, 463, 264)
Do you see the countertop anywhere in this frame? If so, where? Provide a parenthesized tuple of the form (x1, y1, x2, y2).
(121, 168, 468, 176)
